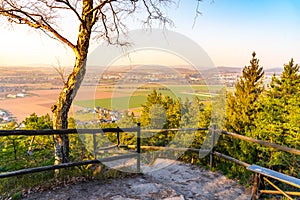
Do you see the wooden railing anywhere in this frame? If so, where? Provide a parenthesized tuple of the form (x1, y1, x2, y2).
(0, 124, 141, 178)
(0, 124, 299, 199)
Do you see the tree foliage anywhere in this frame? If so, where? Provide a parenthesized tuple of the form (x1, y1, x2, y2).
(225, 52, 264, 134)
(250, 59, 300, 176)
(139, 90, 210, 148)
(23, 113, 52, 130)
(216, 52, 265, 179)
(0, 114, 54, 176)
(220, 55, 300, 182)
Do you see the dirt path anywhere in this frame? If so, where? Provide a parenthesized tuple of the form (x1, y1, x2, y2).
(23, 159, 252, 200)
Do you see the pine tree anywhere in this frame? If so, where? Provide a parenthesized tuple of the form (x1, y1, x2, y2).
(252, 59, 300, 175)
(270, 58, 300, 101)
(254, 59, 300, 145)
(225, 51, 264, 134)
(222, 52, 264, 170)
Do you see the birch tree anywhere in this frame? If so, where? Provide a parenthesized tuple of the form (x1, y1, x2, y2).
(0, 0, 173, 164)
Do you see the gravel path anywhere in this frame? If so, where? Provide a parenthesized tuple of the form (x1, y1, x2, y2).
(23, 159, 252, 200)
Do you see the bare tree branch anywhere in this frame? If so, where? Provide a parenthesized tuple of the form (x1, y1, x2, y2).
(0, 1, 76, 50)
(141, 0, 174, 27)
(1, 0, 174, 48)
(86, 0, 114, 16)
(55, 0, 83, 23)
(193, 0, 202, 29)
(53, 59, 67, 85)
(90, 0, 174, 44)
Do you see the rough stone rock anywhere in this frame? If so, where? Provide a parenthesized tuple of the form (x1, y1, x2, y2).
(23, 159, 252, 200)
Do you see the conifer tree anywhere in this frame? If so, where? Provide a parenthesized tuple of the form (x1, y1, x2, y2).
(270, 58, 300, 101)
(252, 59, 300, 175)
(222, 52, 264, 167)
(254, 59, 300, 144)
(225, 52, 264, 134)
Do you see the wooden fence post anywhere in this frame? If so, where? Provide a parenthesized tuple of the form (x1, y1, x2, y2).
(137, 122, 141, 173)
(93, 132, 97, 159)
(117, 127, 120, 147)
(251, 173, 260, 200)
(210, 124, 216, 171)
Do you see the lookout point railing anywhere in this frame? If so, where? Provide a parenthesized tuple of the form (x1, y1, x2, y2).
(0, 124, 299, 199)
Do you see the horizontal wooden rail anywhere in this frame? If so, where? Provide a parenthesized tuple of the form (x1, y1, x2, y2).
(96, 145, 118, 151)
(260, 190, 300, 196)
(213, 151, 250, 167)
(0, 127, 138, 136)
(248, 165, 300, 189)
(121, 145, 250, 167)
(221, 130, 300, 156)
(1, 128, 298, 158)
(0, 127, 207, 137)
(0, 153, 138, 179)
(122, 145, 201, 152)
(141, 128, 209, 132)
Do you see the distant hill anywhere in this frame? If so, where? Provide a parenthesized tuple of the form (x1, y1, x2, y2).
(216, 66, 283, 75)
(216, 66, 242, 73)
(264, 67, 283, 75)
(199, 66, 241, 76)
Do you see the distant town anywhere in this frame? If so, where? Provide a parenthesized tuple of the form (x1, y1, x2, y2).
(0, 67, 65, 100)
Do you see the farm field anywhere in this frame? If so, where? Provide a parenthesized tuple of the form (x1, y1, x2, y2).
(74, 84, 222, 111)
(0, 84, 223, 123)
(75, 95, 148, 110)
(0, 89, 60, 123)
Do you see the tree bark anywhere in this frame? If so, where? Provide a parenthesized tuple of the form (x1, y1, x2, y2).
(51, 0, 94, 164)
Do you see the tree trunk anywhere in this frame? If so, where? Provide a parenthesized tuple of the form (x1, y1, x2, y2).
(51, 0, 94, 164)
(51, 57, 86, 164)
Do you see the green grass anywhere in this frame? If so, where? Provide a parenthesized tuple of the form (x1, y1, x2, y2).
(75, 95, 147, 110)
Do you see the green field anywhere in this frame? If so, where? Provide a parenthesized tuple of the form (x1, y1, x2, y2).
(75, 93, 210, 110)
(75, 95, 148, 110)
(74, 85, 224, 110)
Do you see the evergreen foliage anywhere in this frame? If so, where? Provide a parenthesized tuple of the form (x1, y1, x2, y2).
(217, 52, 265, 180)
(251, 59, 300, 177)
(225, 52, 264, 134)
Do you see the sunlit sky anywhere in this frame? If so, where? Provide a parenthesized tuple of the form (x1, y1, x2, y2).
(0, 0, 300, 69)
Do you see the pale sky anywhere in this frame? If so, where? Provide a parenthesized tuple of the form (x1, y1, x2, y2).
(0, 0, 300, 69)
